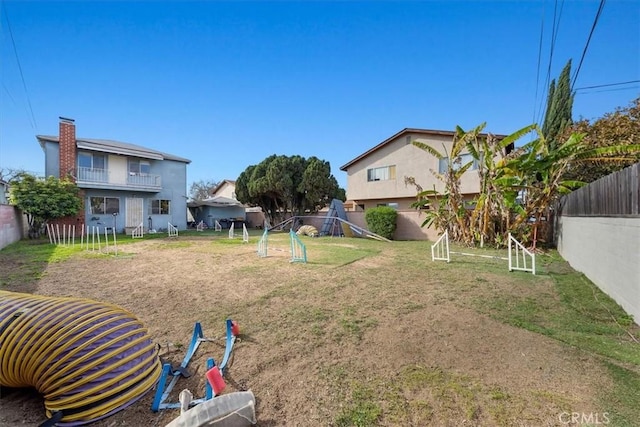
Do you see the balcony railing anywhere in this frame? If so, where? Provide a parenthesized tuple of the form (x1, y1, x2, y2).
(127, 172, 161, 188)
(76, 167, 161, 189)
(78, 167, 109, 183)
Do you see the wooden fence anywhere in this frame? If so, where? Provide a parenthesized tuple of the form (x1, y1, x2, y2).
(559, 163, 640, 216)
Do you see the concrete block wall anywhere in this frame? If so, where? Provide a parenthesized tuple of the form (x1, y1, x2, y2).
(557, 216, 640, 325)
(0, 204, 24, 250)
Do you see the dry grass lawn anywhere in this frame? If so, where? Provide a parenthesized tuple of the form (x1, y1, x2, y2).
(1, 230, 639, 426)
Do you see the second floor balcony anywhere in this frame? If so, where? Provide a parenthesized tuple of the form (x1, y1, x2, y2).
(77, 167, 161, 191)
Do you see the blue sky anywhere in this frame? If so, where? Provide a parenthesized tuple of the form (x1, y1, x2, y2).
(1, 1, 638, 190)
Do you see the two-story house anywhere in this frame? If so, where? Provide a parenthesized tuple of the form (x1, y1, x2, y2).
(340, 128, 509, 239)
(38, 117, 191, 233)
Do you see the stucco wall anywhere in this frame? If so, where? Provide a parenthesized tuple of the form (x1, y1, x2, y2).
(213, 182, 236, 199)
(0, 205, 24, 250)
(344, 133, 481, 202)
(557, 216, 640, 324)
(345, 210, 437, 241)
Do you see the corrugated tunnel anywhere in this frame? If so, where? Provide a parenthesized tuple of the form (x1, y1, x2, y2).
(0, 290, 161, 426)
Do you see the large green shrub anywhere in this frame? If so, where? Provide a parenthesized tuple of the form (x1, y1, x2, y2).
(365, 206, 398, 240)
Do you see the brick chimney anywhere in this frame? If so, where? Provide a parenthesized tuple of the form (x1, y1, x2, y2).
(59, 117, 76, 182)
(53, 117, 86, 231)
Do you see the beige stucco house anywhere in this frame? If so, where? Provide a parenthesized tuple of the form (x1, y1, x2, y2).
(339, 128, 509, 240)
(340, 128, 508, 210)
(211, 179, 237, 199)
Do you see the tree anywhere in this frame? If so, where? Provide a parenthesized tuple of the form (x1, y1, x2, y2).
(464, 124, 516, 247)
(542, 59, 574, 150)
(406, 120, 640, 248)
(408, 125, 480, 244)
(0, 167, 25, 182)
(189, 179, 219, 201)
(564, 97, 640, 183)
(236, 155, 344, 225)
(9, 172, 83, 239)
(496, 125, 640, 246)
(300, 157, 343, 212)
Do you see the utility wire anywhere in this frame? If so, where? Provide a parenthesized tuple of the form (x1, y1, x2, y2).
(540, 0, 559, 123)
(537, 0, 565, 126)
(1, 0, 37, 129)
(576, 86, 640, 95)
(2, 82, 16, 104)
(571, 0, 606, 91)
(574, 80, 640, 91)
(532, 1, 546, 125)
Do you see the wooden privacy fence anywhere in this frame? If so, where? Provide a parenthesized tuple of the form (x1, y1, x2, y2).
(559, 163, 640, 216)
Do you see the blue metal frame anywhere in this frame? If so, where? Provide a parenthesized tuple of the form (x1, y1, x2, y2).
(151, 319, 237, 412)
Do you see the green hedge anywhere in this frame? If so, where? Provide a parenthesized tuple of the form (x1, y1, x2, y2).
(365, 206, 397, 240)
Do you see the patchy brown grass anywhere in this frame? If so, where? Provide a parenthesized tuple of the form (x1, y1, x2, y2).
(0, 232, 638, 426)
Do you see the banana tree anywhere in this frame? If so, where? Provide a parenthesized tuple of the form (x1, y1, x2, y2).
(496, 125, 640, 246)
(411, 129, 477, 243)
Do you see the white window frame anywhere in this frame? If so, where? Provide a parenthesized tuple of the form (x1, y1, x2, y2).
(367, 165, 396, 182)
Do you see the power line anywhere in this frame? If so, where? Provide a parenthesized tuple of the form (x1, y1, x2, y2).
(571, 0, 606, 91)
(2, 82, 16, 105)
(574, 80, 640, 91)
(541, 0, 559, 114)
(537, 0, 565, 126)
(532, 1, 546, 125)
(576, 85, 640, 95)
(1, 0, 37, 129)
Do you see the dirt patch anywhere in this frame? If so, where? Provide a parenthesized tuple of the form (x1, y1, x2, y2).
(0, 236, 623, 426)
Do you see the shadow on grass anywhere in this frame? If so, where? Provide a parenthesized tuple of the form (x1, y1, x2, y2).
(0, 238, 63, 294)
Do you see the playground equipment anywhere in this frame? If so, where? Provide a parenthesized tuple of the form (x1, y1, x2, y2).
(152, 319, 239, 412)
(47, 223, 118, 255)
(46, 223, 77, 246)
(214, 220, 222, 232)
(268, 200, 390, 242)
(296, 225, 318, 237)
(228, 223, 235, 239)
(289, 229, 307, 263)
(132, 222, 144, 238)
(270, 215, 390, 242)
(0, 291, 161, 426)
(196, 221, 205, 232)
(255, 229, 307, 263)
(257, 229, 268, 258)
(84, 226, 118, 255)
(431, 231, 536, 274)
(168, 222, 179, 237)
(242, 224, 249, 243)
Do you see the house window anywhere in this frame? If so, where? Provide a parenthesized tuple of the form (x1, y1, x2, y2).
(438, 153, 478, 174)
(78, 152, 106, 169)
(150, 199, 170, 215)
(90, 197, 120, 214)
(367, 165, 396, 181)
(129, 160, 151, 175)
(377, 202, 399, 210)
